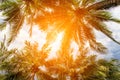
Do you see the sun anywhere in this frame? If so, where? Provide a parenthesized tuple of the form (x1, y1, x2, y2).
(28, 5, 82, 61)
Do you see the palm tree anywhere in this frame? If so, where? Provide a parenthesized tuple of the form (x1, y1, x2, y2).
(86, 59, 120, 80)
(1, 41, 120, 80)
(0, 41, 98, 80)
(0, 41, 50, 80)
(0, 0, 120, 79)
(0, 0, 120, 52)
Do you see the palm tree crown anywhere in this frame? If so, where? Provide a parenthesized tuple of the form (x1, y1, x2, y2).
(0, 0, 120, 80)
(0, 0, 120, 52)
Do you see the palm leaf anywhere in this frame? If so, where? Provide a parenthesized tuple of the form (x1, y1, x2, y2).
(0, 0, 24, 46)
(85, 16, 120, 45)
(89, 40, 107, 53)
(90, 10, 120, 23)
(87, 0, 120, 10)
(7, 15, 24, 46)
(80, 19, 107, 53)
(79, 0, 96, 7)
(0, 23, 6, 30)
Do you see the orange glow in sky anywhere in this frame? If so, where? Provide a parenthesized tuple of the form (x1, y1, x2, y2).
(46, 31, 64, 60)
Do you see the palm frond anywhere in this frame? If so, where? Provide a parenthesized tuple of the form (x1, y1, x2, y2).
(87, 0, 120, 10)
(7, 15, 24, 46)
(90, 40, 107, 53)
(85, 16, 120, 45)
(79, 20, 107, 53)
(0, 0, 24, 46)
(90, 10, 120, 23)
(79, 0, 96, 7)
(0, 22, 6, 30)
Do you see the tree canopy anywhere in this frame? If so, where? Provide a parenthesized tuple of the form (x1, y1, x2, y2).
(0, 0, 120, 80)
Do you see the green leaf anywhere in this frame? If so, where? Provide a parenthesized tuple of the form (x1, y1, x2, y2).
(90, 10, 120, 23)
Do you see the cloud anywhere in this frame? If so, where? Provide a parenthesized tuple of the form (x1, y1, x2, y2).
(95, 6, 120, 59)
(8, 24, 46, 50)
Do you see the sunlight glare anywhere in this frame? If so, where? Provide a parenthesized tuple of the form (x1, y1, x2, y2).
(45, 7, 54, 13)
(70, 40, 80, 60)
(46, 31, 64, 60)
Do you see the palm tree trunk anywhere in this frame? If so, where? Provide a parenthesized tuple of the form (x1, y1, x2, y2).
(87, 0, 120, 10)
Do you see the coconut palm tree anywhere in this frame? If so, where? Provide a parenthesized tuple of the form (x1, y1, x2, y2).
(0, 0, 120, 79)
(0, 0, 120, 53)
(86, 59, 120, 80)
(1, 41, 120, 80)
(0, 41, 50, 80)
(0, 40, 98, 80)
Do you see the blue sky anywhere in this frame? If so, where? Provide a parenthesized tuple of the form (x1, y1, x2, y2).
(95, 6, 120, 59)
(0, 5, 120, 60)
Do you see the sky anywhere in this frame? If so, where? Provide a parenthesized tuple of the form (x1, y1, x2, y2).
(0, 5, 120, 60)
(95, 6, 120, 59)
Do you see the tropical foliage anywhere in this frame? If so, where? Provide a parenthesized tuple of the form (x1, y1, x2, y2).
(0, 42, 120, 80)
(86, 59, 120, 80)
(0, 0, 120, 51)
(0, 41, 97, 80)
(0, 0, 120, 80)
